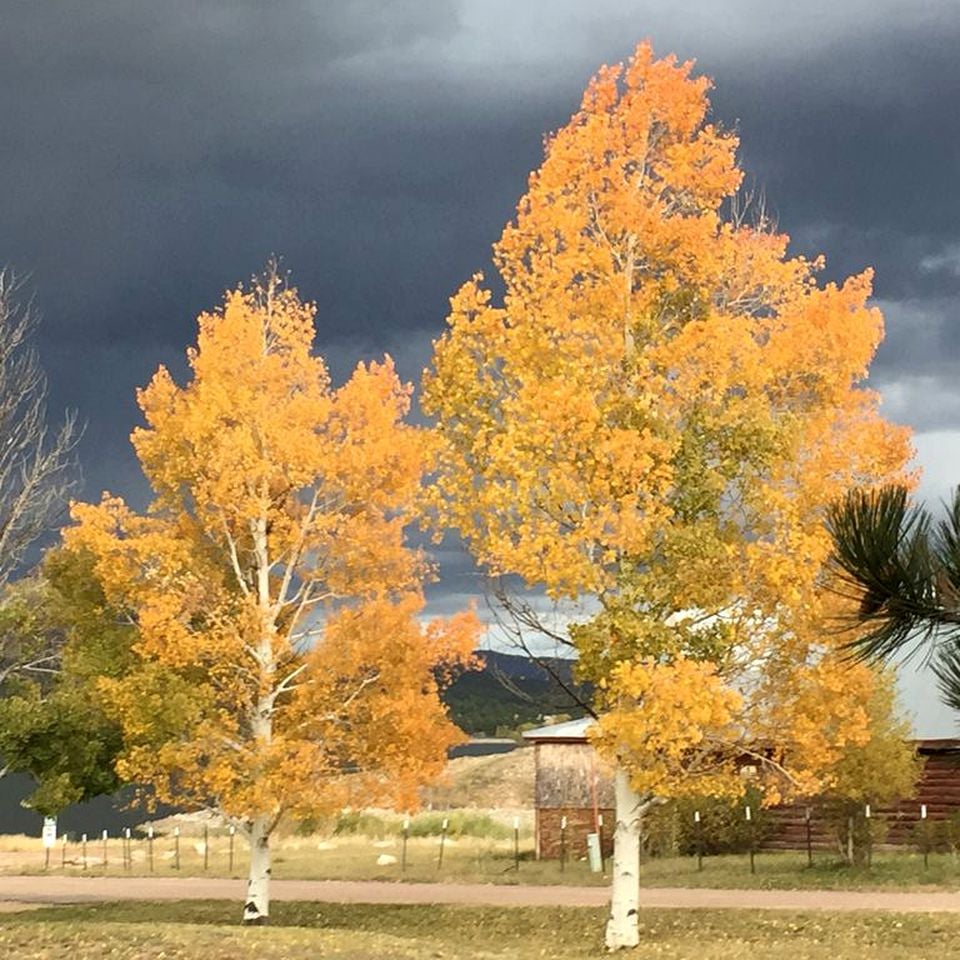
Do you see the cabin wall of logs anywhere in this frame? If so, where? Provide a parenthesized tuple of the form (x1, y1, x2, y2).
(762, 745, 960, 851)
(528, 735, 960, 859)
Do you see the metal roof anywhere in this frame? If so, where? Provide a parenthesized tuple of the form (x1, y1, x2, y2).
(521, 717, 595, 742)
(521, 720, 960, 752)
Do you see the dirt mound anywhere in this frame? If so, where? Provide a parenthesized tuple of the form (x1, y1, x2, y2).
(423, 748, 534, 810)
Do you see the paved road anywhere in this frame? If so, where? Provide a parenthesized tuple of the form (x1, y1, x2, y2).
(1, 876, 960, 913)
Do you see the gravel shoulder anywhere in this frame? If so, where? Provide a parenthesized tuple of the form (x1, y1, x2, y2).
(1, 875, 960, 913)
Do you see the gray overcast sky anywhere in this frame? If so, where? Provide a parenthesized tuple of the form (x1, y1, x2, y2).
(2, 1, 958, 732)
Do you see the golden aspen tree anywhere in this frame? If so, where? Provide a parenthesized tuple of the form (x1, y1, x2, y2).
(66, 266, 479, 923)
(423, 43, 912, 949)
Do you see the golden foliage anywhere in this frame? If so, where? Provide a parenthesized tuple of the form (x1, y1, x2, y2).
(767, 660, 920, 805)
(591, 657, 744, 799)
(423, 42, 913, 803)
(66, 268, 479, 826)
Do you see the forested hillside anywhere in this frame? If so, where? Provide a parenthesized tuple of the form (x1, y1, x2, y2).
(442, 651, 590, 736)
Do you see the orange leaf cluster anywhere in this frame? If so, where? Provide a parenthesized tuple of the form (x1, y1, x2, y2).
(424, 42, 914, 803)
(66, 270, 480, 825)
(591, 657, 744, 800)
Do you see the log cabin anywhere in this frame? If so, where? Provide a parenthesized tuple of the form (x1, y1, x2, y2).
(523, 719, 960, 857)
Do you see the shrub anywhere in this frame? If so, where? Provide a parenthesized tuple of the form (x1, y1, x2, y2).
(937, 808, 960, 855)
(333, 810, 392, 839)
(822, 803, 888, 864)
(293, 808, 519, 841)
(673, 788, 769, 856)
(406, 811, 514, 840)
(912, 817, 939, 857)
(641, 802, 678, 858)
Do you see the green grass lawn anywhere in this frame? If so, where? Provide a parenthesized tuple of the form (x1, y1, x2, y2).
(2, 901, 958, 959)
(634, 849, 960, 890)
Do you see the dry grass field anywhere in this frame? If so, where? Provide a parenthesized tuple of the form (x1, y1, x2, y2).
(8, 827, 960, 892)
(6, 751, 960, 890)
(0, 901, 956, 960)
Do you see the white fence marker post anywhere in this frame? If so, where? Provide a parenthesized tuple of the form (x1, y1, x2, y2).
(437, 817, 448, 870)
(559, 815, 567, 872)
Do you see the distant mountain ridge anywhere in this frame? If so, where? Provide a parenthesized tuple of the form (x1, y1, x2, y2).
(0, 651, 586, 836)
(442, 650, 590, 736)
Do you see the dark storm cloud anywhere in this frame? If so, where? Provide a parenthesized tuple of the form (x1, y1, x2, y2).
(0, 0, 461, 336)
(0, 0, 472, 497)
(1, 0, 958, 537)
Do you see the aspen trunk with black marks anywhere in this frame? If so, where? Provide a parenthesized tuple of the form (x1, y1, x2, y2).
(241, 681, 274, 923)
(243, 510, 277, 924)
(241, 670, 274, 924)
(243, 815, 271, 924)
(604, 767, 644, 950)
(242, 513, 276, 925)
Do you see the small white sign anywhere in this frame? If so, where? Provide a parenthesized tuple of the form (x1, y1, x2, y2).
(41, 817, 57, 849)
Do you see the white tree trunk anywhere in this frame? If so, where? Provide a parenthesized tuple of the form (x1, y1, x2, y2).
(243, 816, 271, 924)
(243, 515, 275, 925)
(605, 767, 643, 951)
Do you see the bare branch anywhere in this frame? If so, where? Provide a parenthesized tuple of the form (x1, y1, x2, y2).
(0, 268, 81, 586)
(271, 661, 309, 701)
(0, 576, 67, 692)
(295, 670, 382, 730)
(486, 579, 597, 717)
(271, 489, 320, 619)
(219, 517, 250, 597)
